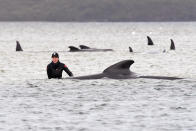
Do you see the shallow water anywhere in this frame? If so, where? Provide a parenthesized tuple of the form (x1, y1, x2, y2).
(0, 22, 196, 131)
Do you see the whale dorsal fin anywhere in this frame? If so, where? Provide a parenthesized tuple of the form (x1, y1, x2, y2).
(79, 45, 90, 49)
(170, 39, 175, 50)
(16, 41, 23, 51)
(147, 36, 154, 45)
(129, 47, 133, 52)
(68, 46, 80, 52)
(103, 60, 134, 75)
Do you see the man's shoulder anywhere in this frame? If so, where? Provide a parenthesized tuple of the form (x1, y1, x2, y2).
(47, 62, 53, 67)
(59, 62, 64, 64)
(59, 62, 67, 68)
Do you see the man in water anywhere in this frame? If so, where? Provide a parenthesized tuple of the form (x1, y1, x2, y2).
(47, 52, 73, 79)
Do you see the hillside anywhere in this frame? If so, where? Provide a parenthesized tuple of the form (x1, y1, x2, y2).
(0, 0, 195, 21)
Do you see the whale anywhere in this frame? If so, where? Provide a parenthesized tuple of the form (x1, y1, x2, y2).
(68, 60, 182, 80)
(68, 45, 113, 52)
(170, 39, 175, 50)
(16, 41, 23, 51)
(147, 36, 154, 45)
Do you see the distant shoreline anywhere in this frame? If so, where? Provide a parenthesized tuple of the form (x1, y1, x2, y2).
(0, 20, 195, 23)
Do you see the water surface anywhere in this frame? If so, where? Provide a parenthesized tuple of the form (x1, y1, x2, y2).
(0, 22, 195, 131)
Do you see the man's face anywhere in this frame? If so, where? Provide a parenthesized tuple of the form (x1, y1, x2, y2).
(52, 57, 59, 63)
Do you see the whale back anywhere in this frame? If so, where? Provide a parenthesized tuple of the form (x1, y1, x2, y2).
(147, 36, 154, 45)
(16, 41, 23, 51)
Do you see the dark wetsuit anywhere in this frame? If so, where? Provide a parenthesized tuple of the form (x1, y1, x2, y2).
(47, 61, 73, 79)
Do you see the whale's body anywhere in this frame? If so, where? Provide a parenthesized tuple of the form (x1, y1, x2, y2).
(69, 60, 182, 80)
(68, 45, 113, 52)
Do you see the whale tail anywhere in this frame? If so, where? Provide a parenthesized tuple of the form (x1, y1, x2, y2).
(129, 47, 133, 52)
(79, 45, 91, 49)
(16, 41, 23, 51)
(68, 46, 80, 52)
(170, 39, 175, 50)
(147, 36, 154, 45)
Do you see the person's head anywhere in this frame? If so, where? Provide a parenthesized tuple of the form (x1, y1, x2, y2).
(51, 52, 59, 63)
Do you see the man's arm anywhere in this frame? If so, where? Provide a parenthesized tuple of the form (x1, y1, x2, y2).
(63, 65, 73, 77)
(47, 65, 52, 79)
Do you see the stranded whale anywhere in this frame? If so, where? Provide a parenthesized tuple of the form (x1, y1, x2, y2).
(68, 45, 113, 52)
(68, 60, 182, 80)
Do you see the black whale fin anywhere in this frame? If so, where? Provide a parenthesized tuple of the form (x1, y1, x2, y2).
(103, 60, 134, 75)
(16, 41, 23, 51)
(147, 36, 154, 45)
(170, 39, 175, 50)
(129, 47, 133, 52)
(68, 46, 80, 52)
(79, 45, 91, 49)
